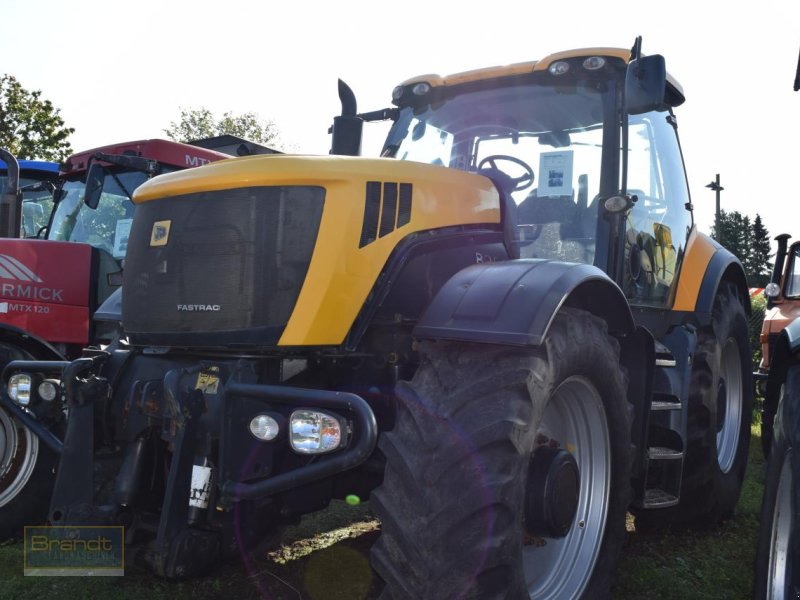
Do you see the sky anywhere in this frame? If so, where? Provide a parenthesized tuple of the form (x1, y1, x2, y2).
(3, 0, 799, 245)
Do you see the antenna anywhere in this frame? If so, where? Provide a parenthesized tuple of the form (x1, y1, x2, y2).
(630, 36, 642, 64)
(794, 47, 800, 91)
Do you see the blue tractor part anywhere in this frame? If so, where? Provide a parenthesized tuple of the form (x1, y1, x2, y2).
(0, 153, 59, 238)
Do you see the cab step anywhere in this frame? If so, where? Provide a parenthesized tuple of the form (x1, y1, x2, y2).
(643, 488, 679, 509)
(648, 446, 684, 460)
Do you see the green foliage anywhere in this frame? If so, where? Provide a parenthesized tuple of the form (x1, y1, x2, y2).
(750, 292, 767, 372)
(712, 210, 773, 287)
(0, 75, 74, 161)
(749, 215, 772, 287)
(164, 107, 282, 148)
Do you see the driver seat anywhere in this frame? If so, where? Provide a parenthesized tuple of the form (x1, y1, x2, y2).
(517, 191, 585, 261)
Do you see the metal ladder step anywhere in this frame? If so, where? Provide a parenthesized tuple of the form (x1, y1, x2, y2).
(648, 446, 684, 460)
(654, 340, 677, 367)
(651, 395, 681, 411)
(643, 488, 680, 509)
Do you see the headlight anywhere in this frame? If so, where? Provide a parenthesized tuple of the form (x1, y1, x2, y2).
(290, 410, 346, 454)
(8, 374, 32, 406)
(249, 414, 280, 441)
(37, 379, 59, 402)
(765, 282, 781, 298)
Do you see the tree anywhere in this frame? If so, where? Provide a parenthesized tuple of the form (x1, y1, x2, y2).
(164, 107, 282, 148)
(712, 209, 772, 287)
(0, 75, 74, 161)
(748, 214, 772, 287)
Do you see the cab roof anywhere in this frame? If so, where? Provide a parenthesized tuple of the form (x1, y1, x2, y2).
(398, 47, 685, 107)
(60, 139, 229, 174)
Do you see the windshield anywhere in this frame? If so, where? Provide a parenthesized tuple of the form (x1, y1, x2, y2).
(48, 170, 147, 259)
(384, 79, 617, 265)
(0, 174, 55, 237)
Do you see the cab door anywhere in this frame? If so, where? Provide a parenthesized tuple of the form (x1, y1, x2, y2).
(623, 110, 693, 307)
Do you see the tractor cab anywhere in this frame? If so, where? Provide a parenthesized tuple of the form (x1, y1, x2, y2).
(380, 48, 692, 309)
(0, 156, 59, 238)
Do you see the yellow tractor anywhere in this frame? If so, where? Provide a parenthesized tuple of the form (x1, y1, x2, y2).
(3, 39, 752, 597)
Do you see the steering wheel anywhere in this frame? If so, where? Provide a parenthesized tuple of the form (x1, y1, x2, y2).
(477, 155, 535, 192)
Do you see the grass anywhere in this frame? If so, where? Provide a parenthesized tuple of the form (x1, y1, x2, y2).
(612, 423, 766, 599)
(0, 425, 767, 599)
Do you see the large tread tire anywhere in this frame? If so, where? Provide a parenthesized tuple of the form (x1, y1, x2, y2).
(0, 343, 57, 541)
(753, 365, 800, 599)
(639, 283, 753, 530)
(371, 308, 632, 599)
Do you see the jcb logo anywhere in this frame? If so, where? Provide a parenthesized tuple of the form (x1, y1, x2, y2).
(359, 182, 413, 248)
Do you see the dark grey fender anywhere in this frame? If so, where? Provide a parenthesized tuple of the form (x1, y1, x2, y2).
(0, 323, 66, 361)
(413, 259, 635, 346)
(784, 318, 800, 355)
(696, 247, 750, 321)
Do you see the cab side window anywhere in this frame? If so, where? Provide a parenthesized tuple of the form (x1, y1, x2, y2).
(624, 111, 693, 307)
(785, 247, 800, 298)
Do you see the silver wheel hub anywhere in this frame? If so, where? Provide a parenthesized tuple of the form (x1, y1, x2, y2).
(523, 376, 610, 599)
(0, 408, 39, 507)
(717, 337, 743, 473)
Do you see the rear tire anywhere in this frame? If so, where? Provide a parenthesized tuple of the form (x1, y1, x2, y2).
(371, 308, 632, 599)
(680, 283, 753, 525)
(754, 365, 800, 599)
(638, 283, 753, 531)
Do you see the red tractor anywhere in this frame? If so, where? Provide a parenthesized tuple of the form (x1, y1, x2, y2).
(0, 138, 238, 537)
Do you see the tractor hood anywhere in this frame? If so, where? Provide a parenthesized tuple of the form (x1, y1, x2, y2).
(125, 155, 501, 348)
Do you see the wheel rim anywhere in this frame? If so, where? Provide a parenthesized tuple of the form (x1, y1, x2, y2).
(716, 337, 743, 473)
(523, 376, 610, 599)
(767, 448, 792, 599)
(0, 407, 38, 507)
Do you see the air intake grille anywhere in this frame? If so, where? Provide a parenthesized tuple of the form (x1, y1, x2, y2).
(123, 186, 324, 346)
(359, 181, 413, 247)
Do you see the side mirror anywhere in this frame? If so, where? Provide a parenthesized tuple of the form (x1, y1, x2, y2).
(84, 162, 106, 209)
(625, 55, 666, 115)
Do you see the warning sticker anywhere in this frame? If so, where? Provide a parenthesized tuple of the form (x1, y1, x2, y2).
(195, 366, 220, 395)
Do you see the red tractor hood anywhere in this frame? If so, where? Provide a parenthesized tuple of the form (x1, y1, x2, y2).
(0, 239, 93, 344)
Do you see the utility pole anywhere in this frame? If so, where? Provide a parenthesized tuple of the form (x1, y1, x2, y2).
(706, 174, 724, 241)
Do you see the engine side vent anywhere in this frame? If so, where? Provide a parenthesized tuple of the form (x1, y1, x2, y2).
(359, 181, 413, 248)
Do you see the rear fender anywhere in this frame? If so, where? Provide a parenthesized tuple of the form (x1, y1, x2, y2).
(695, 249, 750, 320)
(762, 319, 800, 432)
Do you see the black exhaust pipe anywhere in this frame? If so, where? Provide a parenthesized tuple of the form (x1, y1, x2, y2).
(0, 148, 22, 238)
(768, 233, 791, 308)
(330, 79, 363, 156)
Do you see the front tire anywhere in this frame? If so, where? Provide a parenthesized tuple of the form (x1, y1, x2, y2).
(0, 407, 57, 540)
(371, 308, 631, 599)
(0, 343, 57, 540)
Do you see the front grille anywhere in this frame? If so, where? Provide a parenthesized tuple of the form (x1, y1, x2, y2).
(123, 186, 324, 346)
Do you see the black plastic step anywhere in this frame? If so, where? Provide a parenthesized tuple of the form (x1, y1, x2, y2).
(642, 488, 679, 508)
